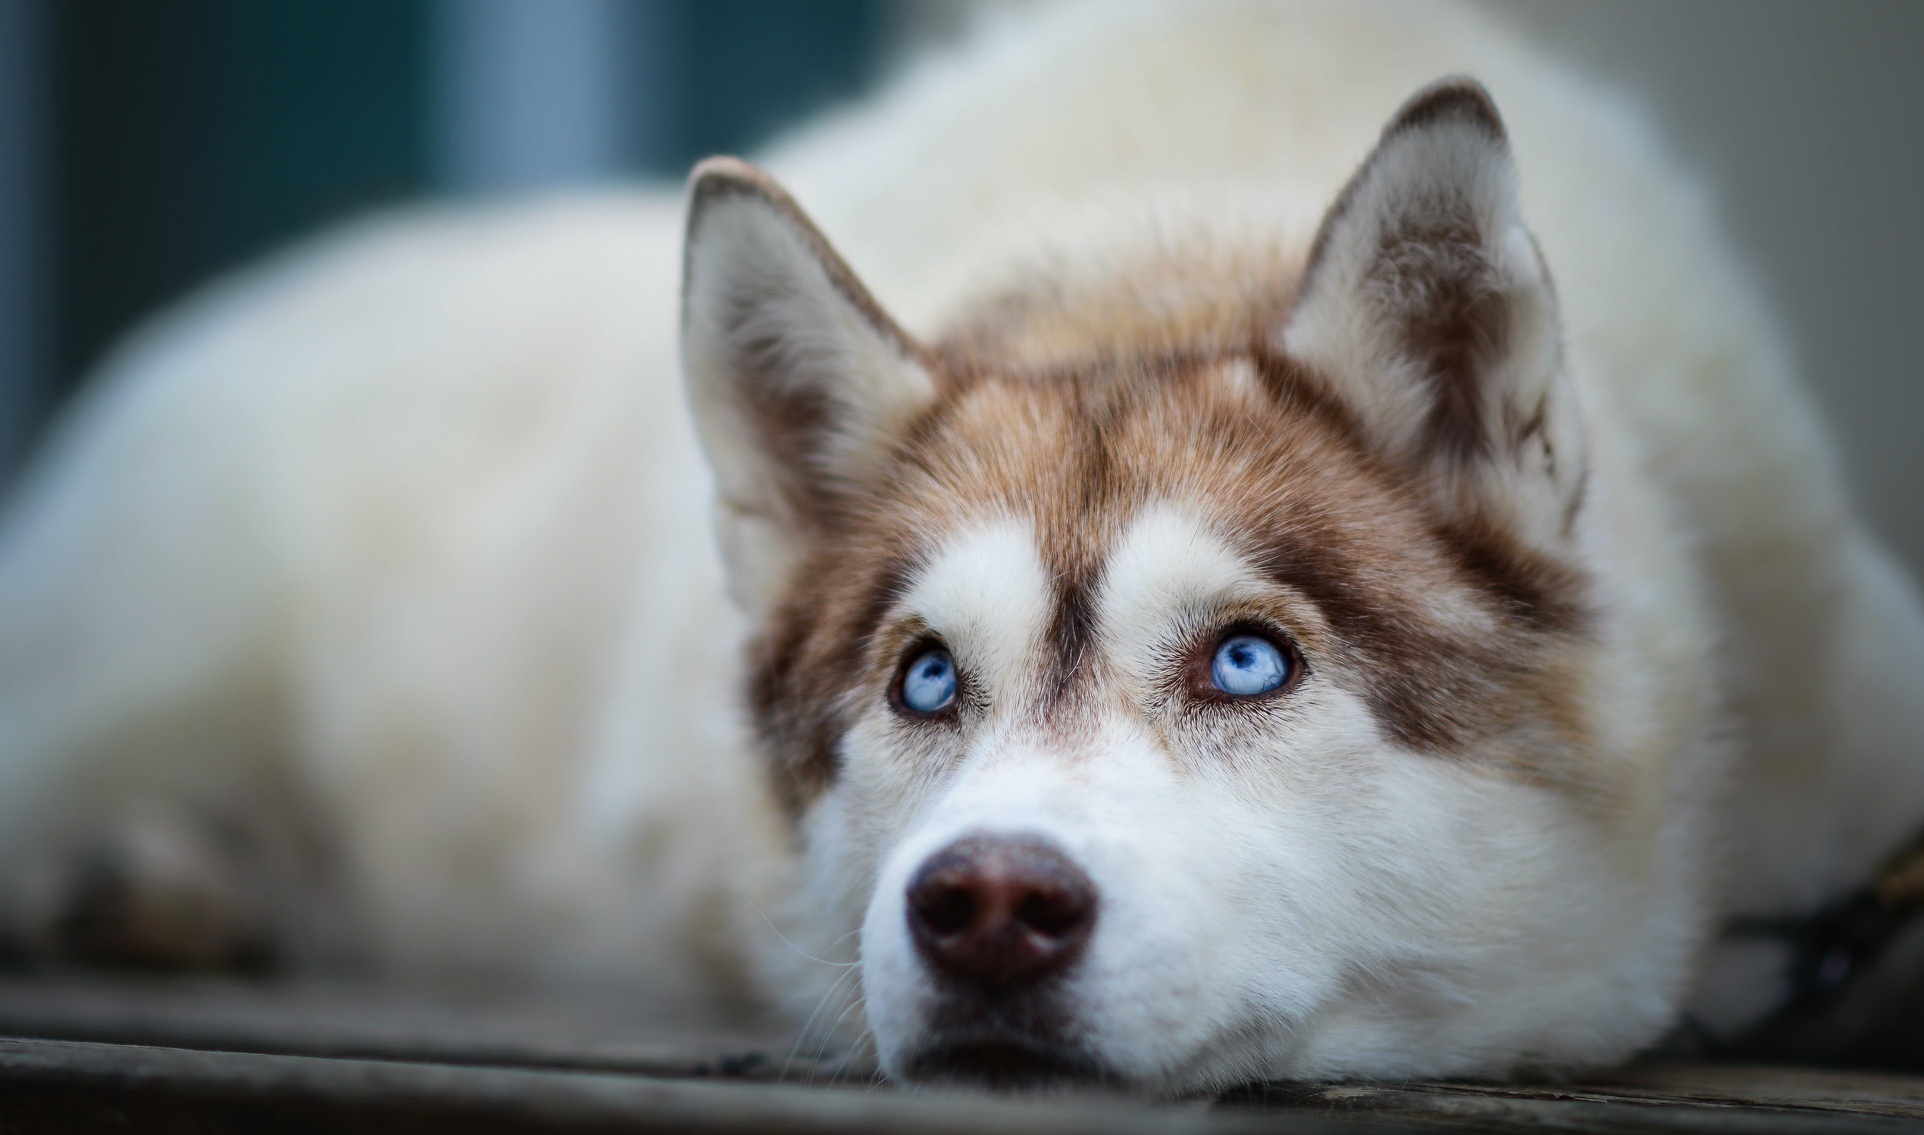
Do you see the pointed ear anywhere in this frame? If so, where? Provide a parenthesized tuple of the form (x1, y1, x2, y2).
(1281, 79, 1584, 548)
(681, 158, 936, 611)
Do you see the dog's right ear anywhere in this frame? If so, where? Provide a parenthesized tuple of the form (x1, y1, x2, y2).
(682, 158, 936, 613)
(1281, 79, 1584, 553)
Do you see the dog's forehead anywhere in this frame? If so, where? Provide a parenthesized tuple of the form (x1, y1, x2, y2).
(899, 355, 1332, 520)
(877, 352, 1411, 583)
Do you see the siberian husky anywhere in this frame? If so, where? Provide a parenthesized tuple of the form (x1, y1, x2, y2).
(3, 0, 1923, 1095)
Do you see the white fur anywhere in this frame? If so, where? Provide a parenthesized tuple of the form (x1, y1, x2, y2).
(1, 0, 1921, 1095)
(902, 519, 1057, 702)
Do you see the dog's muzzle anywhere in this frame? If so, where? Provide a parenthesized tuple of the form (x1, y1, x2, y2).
(895, 833, 1108, 1087)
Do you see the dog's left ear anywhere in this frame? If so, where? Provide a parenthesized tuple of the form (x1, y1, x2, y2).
(1282, 79, 1584, 548)
(682, 158, 936, 612)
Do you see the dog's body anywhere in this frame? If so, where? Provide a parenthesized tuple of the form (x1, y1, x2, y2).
(4, 0, 1924, 1093)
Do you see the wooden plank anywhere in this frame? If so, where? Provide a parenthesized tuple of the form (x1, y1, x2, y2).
(8, 976, 1924, 1132)
(1586, 1063, 1924, 1119)
(0, 1036, 1361, 1135)
(0, 974, 816, 1080)
(1233, 1074, 1923, 1133)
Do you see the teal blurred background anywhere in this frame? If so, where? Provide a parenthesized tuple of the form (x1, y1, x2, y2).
(0, 0, 896, 484)
(0, 1, 1919, 570)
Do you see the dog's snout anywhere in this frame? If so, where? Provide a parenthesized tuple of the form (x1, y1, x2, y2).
(905, 835, 1096, 987)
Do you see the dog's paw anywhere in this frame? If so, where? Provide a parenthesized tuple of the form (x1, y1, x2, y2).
(8, 807, 277, 973)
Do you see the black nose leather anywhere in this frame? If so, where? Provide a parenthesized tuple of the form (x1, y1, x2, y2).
(905, 835, 1097, 988)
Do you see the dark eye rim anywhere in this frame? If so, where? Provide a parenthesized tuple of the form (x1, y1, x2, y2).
(1186, 622, 1306, 704)
(890, 638, 963, 720)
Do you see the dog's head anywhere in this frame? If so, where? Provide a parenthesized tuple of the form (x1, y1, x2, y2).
(681, 81, 1705, 1093)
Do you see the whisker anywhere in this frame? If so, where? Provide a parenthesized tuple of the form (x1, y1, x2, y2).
(747, 898, 861, 967)
(813, 993, 868, 1083)
(781, 963, 861, 1080)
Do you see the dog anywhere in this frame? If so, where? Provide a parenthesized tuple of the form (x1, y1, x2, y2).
(4, 0, 1924, 1095)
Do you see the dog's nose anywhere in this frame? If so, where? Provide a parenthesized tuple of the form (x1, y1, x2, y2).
(905, 835, 1097, 988)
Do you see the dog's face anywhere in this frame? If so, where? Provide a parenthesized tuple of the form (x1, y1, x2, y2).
(682, 82, 1699, 1093)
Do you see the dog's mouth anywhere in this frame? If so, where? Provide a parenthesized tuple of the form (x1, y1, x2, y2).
(898, 1034, 1114, 1090)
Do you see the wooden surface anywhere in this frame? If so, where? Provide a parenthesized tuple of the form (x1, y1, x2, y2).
(2, 976, 1922, 1133)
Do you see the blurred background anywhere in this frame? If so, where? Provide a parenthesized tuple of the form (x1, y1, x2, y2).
(0, 0, 1917, 570)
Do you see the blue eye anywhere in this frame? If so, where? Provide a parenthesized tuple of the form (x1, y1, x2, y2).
(1210, 633, 1290, 698)
(898, 647, 958, 715)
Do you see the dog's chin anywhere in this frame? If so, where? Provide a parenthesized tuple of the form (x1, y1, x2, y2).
(897, 1036, 1116, 1092)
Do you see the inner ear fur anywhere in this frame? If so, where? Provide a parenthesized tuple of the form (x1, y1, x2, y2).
(1282, 78, 1586, 549)
(681, 157, 936, 612)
